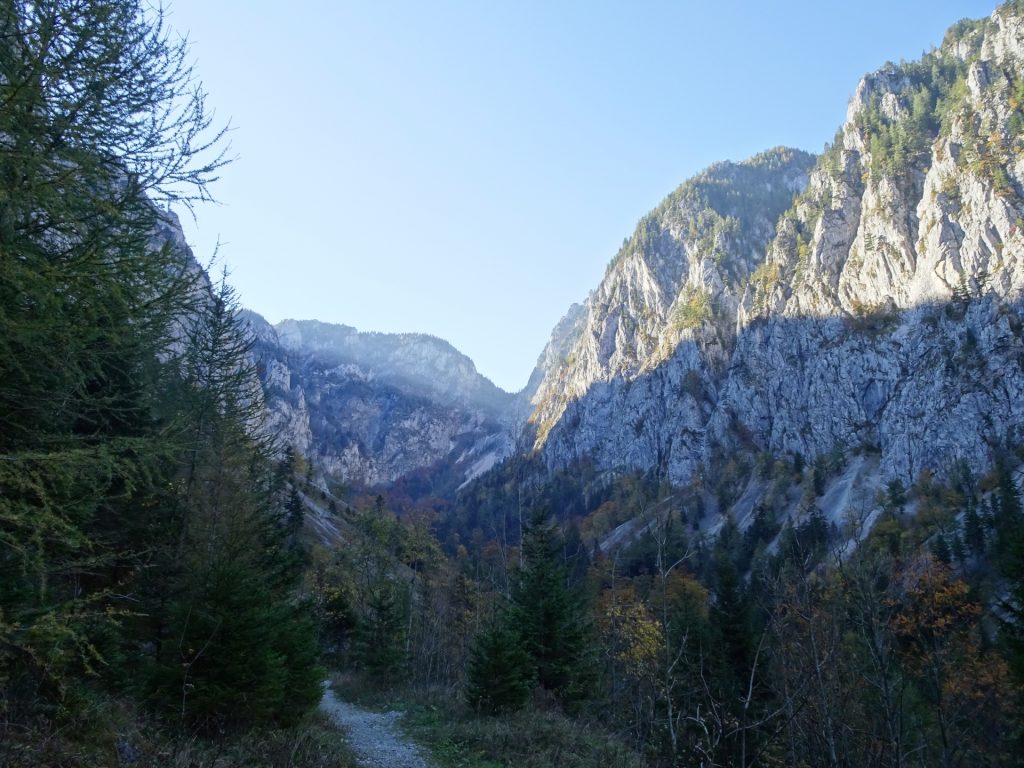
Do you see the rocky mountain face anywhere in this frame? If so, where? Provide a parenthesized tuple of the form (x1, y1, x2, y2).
(525, 147, 816, 480)
(526, 4, 1024, 491)
(717, 8, 1024, 484)
(242, 313, 516, 490)
(239, 3, 1024, 523)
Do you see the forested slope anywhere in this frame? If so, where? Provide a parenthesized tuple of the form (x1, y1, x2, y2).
(0, 3, 329, 764)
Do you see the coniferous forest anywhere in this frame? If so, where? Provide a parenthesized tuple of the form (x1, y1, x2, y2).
(3, 2, 1024, 768)
(0, 1, 329, 763)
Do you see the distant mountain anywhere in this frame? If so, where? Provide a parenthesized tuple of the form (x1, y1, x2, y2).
(241, 312, 517, 491)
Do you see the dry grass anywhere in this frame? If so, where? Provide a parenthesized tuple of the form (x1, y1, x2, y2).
(0, 696, 359, 768)
(327, 672, 647, 768)
(403, 702, 648, 768)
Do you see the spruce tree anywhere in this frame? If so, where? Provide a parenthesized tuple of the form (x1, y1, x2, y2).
(287, 486, 306, 533)
(145, 277, 321, 729)
(995, 464, 1024, 569)
(965, 505, 986, 555)
(930, 534, 952, 564)
(993, 464, 1024, 687)
(466, 618, 534, 714)
(510, 509, 591, 700)
(353, 583, 408, 685)
(709, 553, 754, 695)
(708, 550, 766, 767)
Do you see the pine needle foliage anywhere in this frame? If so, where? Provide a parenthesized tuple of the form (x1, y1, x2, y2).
(0, 0, 320, 739)
(465, 616, 534, 715)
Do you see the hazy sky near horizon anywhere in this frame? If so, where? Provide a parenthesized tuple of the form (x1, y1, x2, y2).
(167, 0, 996, 392)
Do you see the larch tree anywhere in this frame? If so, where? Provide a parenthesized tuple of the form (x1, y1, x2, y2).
(0, 0, 227, 716)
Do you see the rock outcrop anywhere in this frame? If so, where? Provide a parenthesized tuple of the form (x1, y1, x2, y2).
(526, 148, 816, 480)
(527, 4, 1024, 488)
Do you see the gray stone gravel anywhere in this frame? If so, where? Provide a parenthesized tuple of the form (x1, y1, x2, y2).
(320, 688, 431, 768)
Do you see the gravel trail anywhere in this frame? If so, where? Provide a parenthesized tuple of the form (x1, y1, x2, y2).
(320, 687, 431, 768)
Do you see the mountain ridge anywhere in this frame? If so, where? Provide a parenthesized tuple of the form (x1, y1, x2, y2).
(245, 2, 1024, 519)
(520, 3, 1024, 494)
(241, 310, 517, 490)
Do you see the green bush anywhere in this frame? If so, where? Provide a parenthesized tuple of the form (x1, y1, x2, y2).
(466, 620, 534, 714)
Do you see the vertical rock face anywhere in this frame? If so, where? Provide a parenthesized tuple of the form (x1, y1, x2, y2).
(241, 313, 516, 489)
(719, 5, 1024, 482)
(529, 4, 1024, 486)
(527, 148, 816, 479)
(241, 311, 315, 458)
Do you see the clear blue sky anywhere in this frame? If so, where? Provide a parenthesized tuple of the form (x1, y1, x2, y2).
(167, 0, 997, 392)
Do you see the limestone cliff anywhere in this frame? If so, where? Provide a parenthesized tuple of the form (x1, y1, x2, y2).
(528, 148, 816, 480)
(242, 3, 1024, 515)
(528, 4, 1024, 489)
(241, 313, 515, 489)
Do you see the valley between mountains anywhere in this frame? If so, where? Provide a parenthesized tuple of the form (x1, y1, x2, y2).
(6, 2, 1024, 767)
(249, 6, 1024, 547)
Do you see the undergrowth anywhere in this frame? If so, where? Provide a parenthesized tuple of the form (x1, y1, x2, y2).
(331, 672, 646, 768)
(0, 692, 359, 768)
(403, 703, 647, 768)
